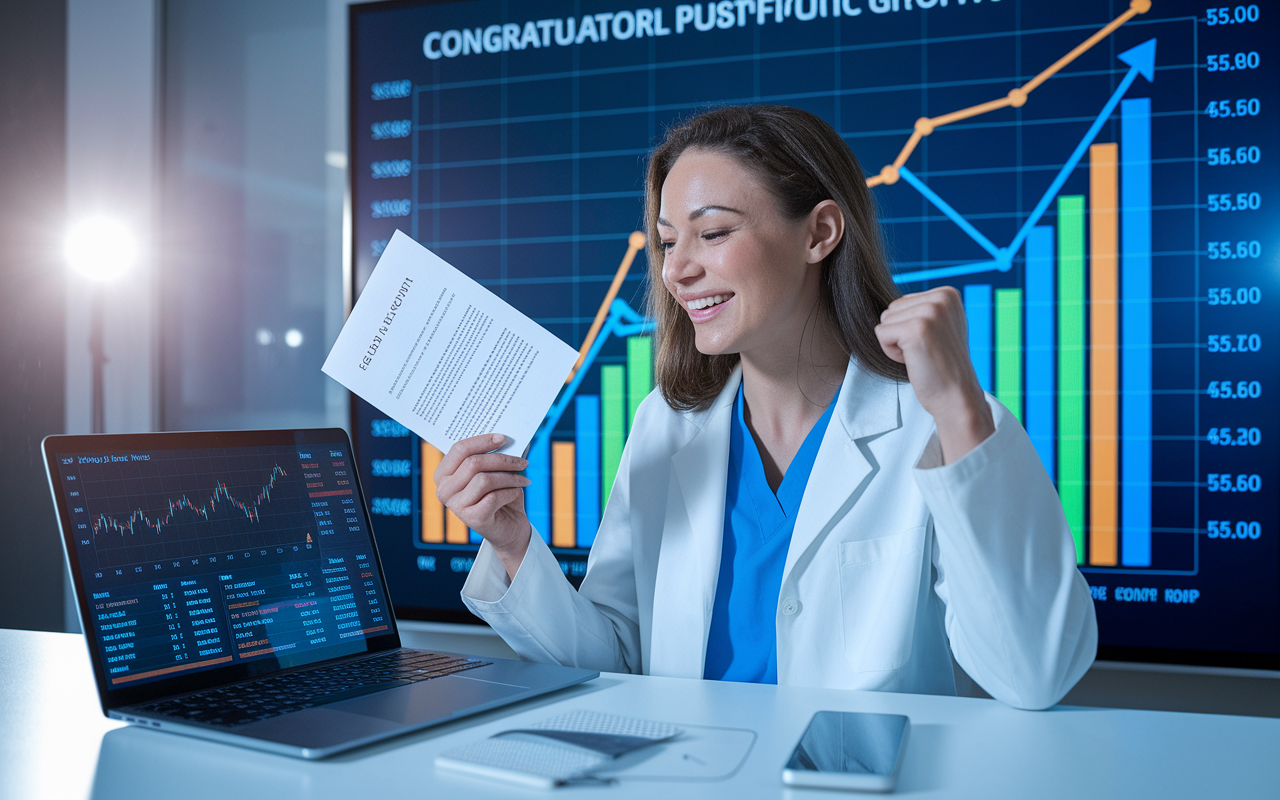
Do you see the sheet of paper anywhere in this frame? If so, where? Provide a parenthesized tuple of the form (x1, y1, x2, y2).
(322, 230, 578, 457)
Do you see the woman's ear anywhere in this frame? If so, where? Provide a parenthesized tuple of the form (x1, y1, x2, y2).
(806, 200, 845, 264)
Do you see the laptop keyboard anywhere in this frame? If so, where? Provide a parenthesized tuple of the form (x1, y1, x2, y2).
(137, 649, 492, 728)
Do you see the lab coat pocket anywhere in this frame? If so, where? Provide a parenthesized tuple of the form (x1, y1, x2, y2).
(838, 527, 926, 672)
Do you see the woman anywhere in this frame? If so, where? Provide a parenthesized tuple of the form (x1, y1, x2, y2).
(436, 105, 1096, 710)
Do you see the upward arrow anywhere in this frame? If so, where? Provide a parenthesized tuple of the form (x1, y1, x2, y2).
(1001, 37, 1159, 257)
(1118, 38, 1157, 82)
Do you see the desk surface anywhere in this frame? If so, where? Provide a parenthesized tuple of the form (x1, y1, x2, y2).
(2, 628, 1277, 800)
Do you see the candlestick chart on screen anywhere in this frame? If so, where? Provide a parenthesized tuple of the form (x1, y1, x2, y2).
(75, 456, 312, 569)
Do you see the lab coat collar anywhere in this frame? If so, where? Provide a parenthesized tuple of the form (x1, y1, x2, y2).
(834, 359, 904, 442)
(784, 360, 903, 582)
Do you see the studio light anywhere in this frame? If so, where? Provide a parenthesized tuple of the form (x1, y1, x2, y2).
(65, 216, 139, 282)
(65, 216, 141, 434)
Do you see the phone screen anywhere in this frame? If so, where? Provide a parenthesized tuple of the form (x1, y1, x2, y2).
(785, 711, 909, 776)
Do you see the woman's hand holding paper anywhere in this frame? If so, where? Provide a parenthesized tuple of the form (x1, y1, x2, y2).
(436, 434, 533, 579)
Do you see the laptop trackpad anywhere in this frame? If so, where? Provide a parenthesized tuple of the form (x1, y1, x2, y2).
(328, 675, 526, 725)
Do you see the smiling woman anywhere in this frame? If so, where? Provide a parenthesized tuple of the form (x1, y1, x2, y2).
(442, 104, 1098, 711)
(645, 105, 905, 412)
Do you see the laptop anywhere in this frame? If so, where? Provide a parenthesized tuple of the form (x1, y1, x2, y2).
(43, 428, 597, 759)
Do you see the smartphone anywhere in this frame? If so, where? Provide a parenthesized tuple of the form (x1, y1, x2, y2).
(780, 711, 910, 792)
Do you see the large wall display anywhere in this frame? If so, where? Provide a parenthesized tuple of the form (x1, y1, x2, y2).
(350, 0, 1279, 669)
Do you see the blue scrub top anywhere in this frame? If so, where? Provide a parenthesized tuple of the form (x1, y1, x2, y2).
(703, 382, 839, 684)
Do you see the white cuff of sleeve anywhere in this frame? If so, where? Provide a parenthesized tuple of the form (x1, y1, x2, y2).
(460, 527, 550, 605)
(461, 539, 513, 603)
(913, 395, 1013, 478)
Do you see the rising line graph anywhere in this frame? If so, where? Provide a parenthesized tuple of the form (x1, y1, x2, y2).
(566, 230, 650, 384)
(865, 0, 1152, 189)
(888, 36, 1157, 285)
(529, 16, 1161, 449)
(538, 19, 1161, 400)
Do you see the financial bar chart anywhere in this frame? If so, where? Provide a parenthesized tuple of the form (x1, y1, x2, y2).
(350, 0, 1280, 666)
(411, 21, 1172, 565)
(524, 300, 655, 549)
(953, 95, 1155, 567)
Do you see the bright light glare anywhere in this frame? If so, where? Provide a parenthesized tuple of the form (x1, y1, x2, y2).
(65, 217, 139, 282)
(284, 329, 304, 348)
(255, 328, 274, 346)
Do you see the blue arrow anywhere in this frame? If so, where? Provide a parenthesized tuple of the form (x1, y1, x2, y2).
(1118, 37, 1156, 82)
(1006, 38, 1156, 255)
(892, 38, 1157, 284)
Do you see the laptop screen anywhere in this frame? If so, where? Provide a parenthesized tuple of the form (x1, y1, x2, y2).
(47, 431, 396, 694)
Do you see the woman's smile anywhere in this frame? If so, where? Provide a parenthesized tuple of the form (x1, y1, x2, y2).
(683, 292, 735, 323)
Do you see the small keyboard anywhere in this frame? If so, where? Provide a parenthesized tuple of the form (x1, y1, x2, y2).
(138, 649, 492, 727)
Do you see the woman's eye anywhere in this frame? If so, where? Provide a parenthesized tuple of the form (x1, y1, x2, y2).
(702, 229, 729, 241)
(659, 241, 676, 252)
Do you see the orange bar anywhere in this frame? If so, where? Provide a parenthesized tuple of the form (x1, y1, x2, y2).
(445, 509, 469, 544)
(552, 442, 576, 548)
(1089, 143, 1119, 567)
(420, 441, 445, 544)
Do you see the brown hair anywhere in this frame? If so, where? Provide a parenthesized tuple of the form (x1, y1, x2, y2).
(644, 104, 907, 411)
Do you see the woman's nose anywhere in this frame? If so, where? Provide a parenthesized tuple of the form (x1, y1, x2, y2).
(662, 243, 700, 285)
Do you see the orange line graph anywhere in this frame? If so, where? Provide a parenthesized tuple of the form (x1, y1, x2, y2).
(865, 0, 1152, 188)
(565, 230, 648, 383)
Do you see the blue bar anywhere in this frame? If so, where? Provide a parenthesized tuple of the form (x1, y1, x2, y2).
(1121, 97, 1152, 567)
(526, 434, 551, 543)
(575, 396, 601, 548)
(1025, 226, 1056, 481)
(964, 284, 993, 392)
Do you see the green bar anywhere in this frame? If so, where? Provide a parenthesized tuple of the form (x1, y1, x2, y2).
(601, 365, 626, 507)
(1057, 195, 1087, 564)
(626, 336, 652, 428)
(995, 288, 1023, 423)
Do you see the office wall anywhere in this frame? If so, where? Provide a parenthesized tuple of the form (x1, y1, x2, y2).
(64, 0, 159, 441)
(0, 0, 68, 632)
(159, 0, 348, 434)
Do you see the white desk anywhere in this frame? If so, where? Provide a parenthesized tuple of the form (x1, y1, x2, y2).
(2, 628, 1277, 799)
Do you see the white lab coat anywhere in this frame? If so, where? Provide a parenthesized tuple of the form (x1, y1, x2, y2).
(461, 360, 1097, 710)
